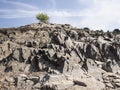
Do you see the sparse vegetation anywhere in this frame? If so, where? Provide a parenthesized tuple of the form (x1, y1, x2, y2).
(36, 13, 49, 23)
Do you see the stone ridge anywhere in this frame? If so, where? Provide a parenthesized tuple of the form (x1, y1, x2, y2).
(0, 23, 120, 90)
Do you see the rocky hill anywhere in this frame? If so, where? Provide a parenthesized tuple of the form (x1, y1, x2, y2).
(0, 23, 120, 90)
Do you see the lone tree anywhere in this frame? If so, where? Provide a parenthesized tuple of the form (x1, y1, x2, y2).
(36, 13, 49, 23)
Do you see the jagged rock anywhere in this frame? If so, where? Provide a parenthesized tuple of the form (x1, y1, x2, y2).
(64, 36, 73, 50)
(13, 48, 24, 62)
(29, 55, 40, 72)
(0, 23, 119, 90)
(26, 79, 34, 86)
(68, 30, 78, 40)
(5, 77, 15, 83)
(52, 32, 65, 45)
(44, 74, 74, 90)
(29, 76, 40, 84)
(73, 80, 87, 87)
(102, 72, 120, 89)
(33, 83, 41, 89)
(26, 41, 33, 47)
(4, 66, 12, 72)
(102, 59, 120, 73)
(15, 74, 28, 89)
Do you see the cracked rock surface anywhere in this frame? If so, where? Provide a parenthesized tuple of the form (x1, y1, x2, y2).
(0, 23, 120, 90)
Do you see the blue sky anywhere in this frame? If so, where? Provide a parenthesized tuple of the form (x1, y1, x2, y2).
(0, 0, 120, 31)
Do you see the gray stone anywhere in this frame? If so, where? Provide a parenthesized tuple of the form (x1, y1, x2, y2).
(13, 48, 24, 62)
(0, 23, 120, 90)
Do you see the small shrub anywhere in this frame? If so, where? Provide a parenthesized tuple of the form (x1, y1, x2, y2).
(36, 13, 49, 23)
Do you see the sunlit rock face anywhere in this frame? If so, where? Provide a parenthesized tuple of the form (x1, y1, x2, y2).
(0, 23, 120, 90)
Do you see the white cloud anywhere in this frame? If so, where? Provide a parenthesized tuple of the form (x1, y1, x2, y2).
(0, 9, 39, 18)
(76, 0, 120, 30)
(0, 0, 39, 10)
(50, 0, 120, 31)
(49, 0, 120, 31)
(0, 0, 40, 18)
(1, 0, 120, 30)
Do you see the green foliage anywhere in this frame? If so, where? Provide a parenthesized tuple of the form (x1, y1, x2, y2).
(36, 13, 49, 23)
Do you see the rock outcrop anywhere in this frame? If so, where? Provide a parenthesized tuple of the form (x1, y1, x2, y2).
(0, 23, 120, 90)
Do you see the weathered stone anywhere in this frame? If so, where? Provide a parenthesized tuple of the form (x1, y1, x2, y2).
(73, 80, 87, 87)
(26, 80, 34, 86)
(13, 48, 24, 62)
(5, 77, 15, 83)
(0, 23, 119, 90)
(102, 59, 120, 73)
(29, 56, 40, 72)
(115, 83, 120, 87)
(33, 83, 41, 89)
(105, 83, 114, 88)
(29, 76, 40, 84)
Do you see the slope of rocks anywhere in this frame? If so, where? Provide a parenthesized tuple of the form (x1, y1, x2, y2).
(0, 23, 120, 90)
